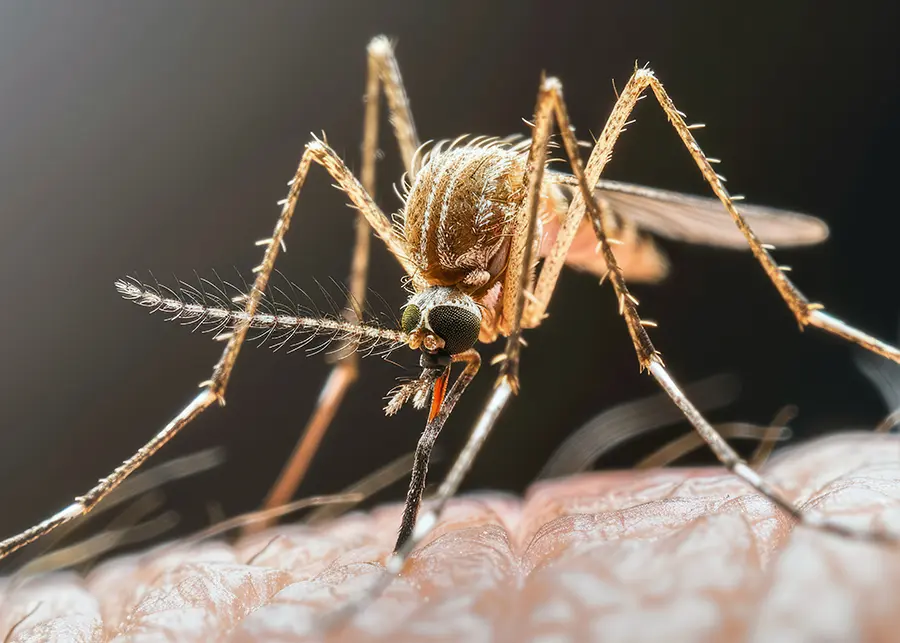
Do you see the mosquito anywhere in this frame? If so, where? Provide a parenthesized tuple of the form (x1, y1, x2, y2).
(3, 36, 900, 595)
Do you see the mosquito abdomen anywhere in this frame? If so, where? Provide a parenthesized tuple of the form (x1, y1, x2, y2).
(402, 141, 527, 297)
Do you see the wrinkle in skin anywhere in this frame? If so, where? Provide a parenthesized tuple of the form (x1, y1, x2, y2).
(1, 433, 900, 642)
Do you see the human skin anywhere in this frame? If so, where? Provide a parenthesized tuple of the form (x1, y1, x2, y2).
(1, 432, 899, 642)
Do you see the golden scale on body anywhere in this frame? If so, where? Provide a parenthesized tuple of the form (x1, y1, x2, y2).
(3, 35, 900, 621)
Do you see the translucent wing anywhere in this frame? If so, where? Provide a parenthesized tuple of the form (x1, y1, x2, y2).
(550, 173, 829, 249)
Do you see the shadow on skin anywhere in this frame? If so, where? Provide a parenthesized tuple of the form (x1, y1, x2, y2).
(1, 432, 899, 642)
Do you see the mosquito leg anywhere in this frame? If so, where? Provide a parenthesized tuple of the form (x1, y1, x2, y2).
(748, 405, 798, 468)
(385, 75, 620, 586)
(389, 78, 573, 562)
(526, 69, 900, 370)
(496, 77, 568, 390)
(522, 73, 652, 329)
(0, 137, 412, 562)
(518, 74, 663, 355)
(395, 350, 481, 552)
(257, 366, 358, 517)
(319, 376, 515, 632)
(337, 376, 516, 630)
(541, 77, 899, 540)
(314, 351, 484, 631)
(323, 80, 566, 629)
(361, 78, 577, 612)
(876, 409, 900, 433)
(643, 68, 900, 365)
(647, 361, 898, 541)
(538, 374, 738, 480)
(350, 34, 421, 318)
(355, 34, 421, 321)
(363, 35, 421, 176)
(636, 419, 792, 469)
(0, 391, 216, 562)
(257, 38, 424, 518)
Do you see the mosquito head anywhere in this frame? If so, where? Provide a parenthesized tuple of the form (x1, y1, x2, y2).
(402, 286, 481, 365)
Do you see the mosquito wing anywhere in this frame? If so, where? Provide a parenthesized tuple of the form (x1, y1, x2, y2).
(549, 173, 829, 249)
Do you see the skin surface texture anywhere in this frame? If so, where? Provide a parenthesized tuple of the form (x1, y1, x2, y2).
(1, 433, 899, 642)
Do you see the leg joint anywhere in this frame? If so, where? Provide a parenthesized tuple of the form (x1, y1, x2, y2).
(541, 76, 563, 94)
(305, 139, 328, 155)
(367, 34, 393, 58)
(633, 66, 656, 81)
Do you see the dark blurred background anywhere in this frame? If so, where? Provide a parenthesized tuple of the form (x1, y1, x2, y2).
(1, 1, 899, 562)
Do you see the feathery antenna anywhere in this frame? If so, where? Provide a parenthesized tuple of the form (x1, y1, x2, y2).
(115, 275, 408, 357)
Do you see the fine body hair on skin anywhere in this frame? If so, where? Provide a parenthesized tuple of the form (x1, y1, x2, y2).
(1, 433, 899, 641)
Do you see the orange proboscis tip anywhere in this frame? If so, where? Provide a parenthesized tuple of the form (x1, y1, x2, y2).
(429, 369, 450, 422)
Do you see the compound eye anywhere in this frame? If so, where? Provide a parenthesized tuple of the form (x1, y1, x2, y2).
(401, 304, 421, 334)
(427, 305, 481, 355)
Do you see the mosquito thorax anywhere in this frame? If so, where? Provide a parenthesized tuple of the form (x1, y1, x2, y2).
(402, 286, 482, 361)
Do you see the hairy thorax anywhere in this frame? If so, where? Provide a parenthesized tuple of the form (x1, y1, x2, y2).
(401, 143, 528, 299)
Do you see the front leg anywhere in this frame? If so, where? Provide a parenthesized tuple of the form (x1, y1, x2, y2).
(259, 36, 425, 517)
(0, 136, 406, 562)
